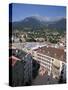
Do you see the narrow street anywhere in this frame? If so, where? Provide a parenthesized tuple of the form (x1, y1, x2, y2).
(32, 70, 59, 85)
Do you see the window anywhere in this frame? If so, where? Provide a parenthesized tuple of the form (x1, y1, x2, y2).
(52, 59, 54, 61)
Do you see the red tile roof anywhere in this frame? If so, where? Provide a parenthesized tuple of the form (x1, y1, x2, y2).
(34, 46, 66, 62)
(9, 56, 21, 66)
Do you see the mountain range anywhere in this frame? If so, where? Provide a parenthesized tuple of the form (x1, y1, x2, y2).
(12, 16, 66, 33)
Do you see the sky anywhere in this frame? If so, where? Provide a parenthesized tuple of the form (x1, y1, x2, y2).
(11, 3, 66, 22)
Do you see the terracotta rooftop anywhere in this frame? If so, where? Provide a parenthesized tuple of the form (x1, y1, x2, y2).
(9, 56, 21, 66)
(34, 46, 66, 62)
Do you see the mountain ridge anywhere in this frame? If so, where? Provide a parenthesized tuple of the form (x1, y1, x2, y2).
(12, 16, 66, 33)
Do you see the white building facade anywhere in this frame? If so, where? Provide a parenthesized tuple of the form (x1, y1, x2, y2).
(32, 46, 66, 79)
